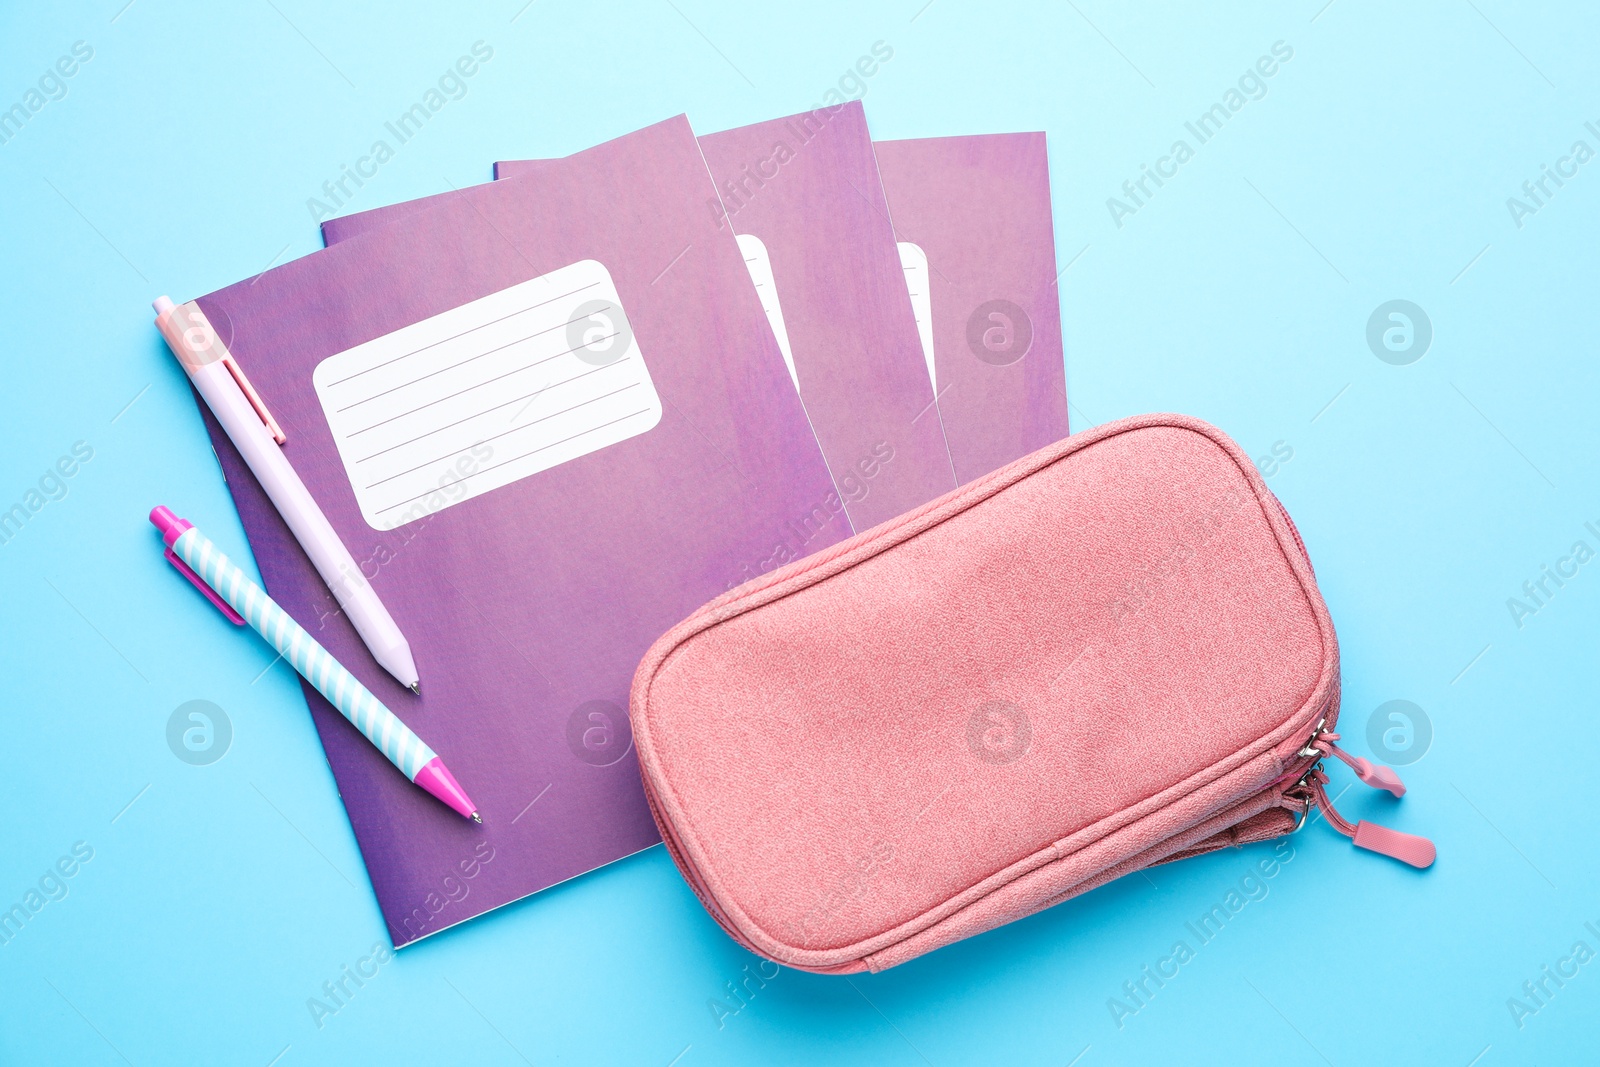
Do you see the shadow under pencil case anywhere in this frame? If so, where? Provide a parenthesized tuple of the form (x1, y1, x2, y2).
(630, 414, 1434, 973)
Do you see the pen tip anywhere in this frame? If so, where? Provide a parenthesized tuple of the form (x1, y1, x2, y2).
(409, 682, 421, 696)
(471, 812, 482, 824)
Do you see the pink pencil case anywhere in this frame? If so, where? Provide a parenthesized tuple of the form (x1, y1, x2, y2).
(630, 414, 1433, 973)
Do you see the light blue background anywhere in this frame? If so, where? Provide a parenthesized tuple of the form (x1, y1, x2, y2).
(2, 1, 1596, 1063)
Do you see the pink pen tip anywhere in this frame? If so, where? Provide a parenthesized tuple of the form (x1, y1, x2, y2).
(153, 295, 175, 316)
(413, 756, 479, 821)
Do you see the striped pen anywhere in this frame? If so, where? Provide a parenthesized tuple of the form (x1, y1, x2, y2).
(149, 506, 479, 822)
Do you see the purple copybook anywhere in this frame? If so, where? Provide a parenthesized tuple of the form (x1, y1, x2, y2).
(873, 134, 1070, 484)
(324, 122, 1072, 494)
(326, 101, 960, 531)
(187, 115, 848, 946)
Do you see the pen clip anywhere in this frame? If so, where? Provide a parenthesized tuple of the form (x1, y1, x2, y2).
(221, 354, 287, 445)
(164, 546, 246, 625)
(154, 297, 287, 445)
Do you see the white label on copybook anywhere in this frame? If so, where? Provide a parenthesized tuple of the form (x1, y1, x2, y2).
(736, 233, 799, 391)
(898, 241, 936, 394)
(313, 260, 662, 530)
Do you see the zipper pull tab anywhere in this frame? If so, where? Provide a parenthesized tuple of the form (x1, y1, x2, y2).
(1309, 773, 1435, 869)
(1350, 821, 1437, 869)
(1314, 732, 1406, 797)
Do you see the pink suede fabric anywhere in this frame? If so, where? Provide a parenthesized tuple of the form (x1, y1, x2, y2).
(631, 414, 1339, 972)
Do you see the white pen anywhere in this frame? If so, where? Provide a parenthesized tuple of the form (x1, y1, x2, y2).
(153, 296, 421, 693)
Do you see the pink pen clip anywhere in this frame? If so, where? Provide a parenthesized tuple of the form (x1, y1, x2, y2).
(152, 296, 286, 444)
(221, 354, 286, 445)
(150, 505, 245, 625)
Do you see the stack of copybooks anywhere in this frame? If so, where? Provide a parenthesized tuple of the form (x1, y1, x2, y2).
(176, 103, 1069, 945)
